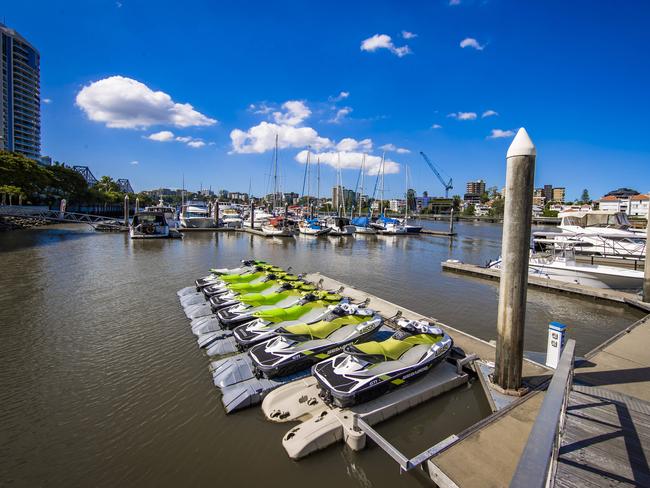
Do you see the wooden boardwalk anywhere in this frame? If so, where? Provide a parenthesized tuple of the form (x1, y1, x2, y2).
(555, 385, 650, 487)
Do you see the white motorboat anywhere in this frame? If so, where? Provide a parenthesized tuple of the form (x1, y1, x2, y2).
(144, 197, 177, 226)
(179, 201, 215, 228)
(220, 206, 243, 228)
(371, 215, 407, 235)
(130, 211, 170, 239)
(325, 216, 355, 236)
(488, 247, 643, 290)
(534, 210, 646, 258)
(243, 209, 274, 228)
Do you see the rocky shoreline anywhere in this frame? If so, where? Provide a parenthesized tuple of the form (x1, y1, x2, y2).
(0, 216, 53, 231)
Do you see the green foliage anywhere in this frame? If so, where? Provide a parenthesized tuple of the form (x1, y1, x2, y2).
(580, 189, 590, 204)
(480, 192, 490, 204)
(489, 198, 505, 217)
(543, 209, 559, 217)
(452, 195, 461, 211)
(462, 204, 476, 216)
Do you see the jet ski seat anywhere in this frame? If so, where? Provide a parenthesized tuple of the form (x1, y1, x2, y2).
(283, 315, 368, 340)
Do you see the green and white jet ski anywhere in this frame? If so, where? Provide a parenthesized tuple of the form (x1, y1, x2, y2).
(203, 271, 300, 298)
(313, 319, 453, 407)
(248, 304, 383, 378)
(194, 262, 283, 291)
(216, 290, 343, 329)
(207, 277, 313, 308)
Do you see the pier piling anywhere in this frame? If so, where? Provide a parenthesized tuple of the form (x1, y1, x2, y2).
(214, 200, 220, 227)
(135, 197, 140, 214)
(494, 128, 536, 392)
(643, 213, 650, 302)
(123, 195, 129, 226)
(250, 202, 255, 229)
(449, 208, 455, 235)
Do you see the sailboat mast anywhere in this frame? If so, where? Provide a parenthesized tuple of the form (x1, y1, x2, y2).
(358, 154, 365, 217)
(273, 134, 279, 211)
(306, 148, 311, 217)
(317, 157, 320, 215)
(380, 152, 385, 216)
(404, 165, 409, 221)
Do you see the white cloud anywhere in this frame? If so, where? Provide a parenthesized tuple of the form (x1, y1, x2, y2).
(379, 143, 410, 154)
(487, 129, 515, 139)
(329, 106, 352, 124)
(129, 160, 139, 165)
(329, 91, 350, 102)
(273, 100, 310, 126)
(146, 130, 209, 148)
(42, 98, 52, 104)
(448, 112, 477, 120)
(76, 75, 217, 129)
(401, 31, 417, 39)
(147, 130, 175, 141)
(460, 38, 484, 51)
(337, 138, 373, 152)
(431, 124, 443, 129)
(295, 150, 399, 176)
(249, 103, 274, 115)
(230, 122, 333, 154)
(449, 0, 461, 5)
(360, 34, 412, 57)
(482, 110, 499, 118)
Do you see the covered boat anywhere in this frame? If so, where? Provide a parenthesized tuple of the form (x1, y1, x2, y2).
(313, 319, 453, 407)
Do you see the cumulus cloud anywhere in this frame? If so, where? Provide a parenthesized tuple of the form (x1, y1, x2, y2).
(273, 100, 310, 126)
(295, 150, 399, 176)
(329, 106, 352, 124)
(76, 76, 217, 129)
(42, 98, 52, 104)
(129, 160, 139, 165)
(448, 112, 477, 120)
(431, 124, 443, 129)
(337, 138, 373, 152)
(248, 103, 274, 115)
(379, 143, 410, 154)
(147, 130, 175, 141)
(487, 129, 515, 139)
(329, 91, 350, 102)
(460, 38, 484, 51)
(146, 130, 208, 148)
(401, 31, 417, 39)
(482, 110, 499, 118)
(360, 34, 411, 57)
(230, 122, 333, 154)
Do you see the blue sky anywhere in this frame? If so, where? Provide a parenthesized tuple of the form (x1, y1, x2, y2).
(6, 0, 650, 199)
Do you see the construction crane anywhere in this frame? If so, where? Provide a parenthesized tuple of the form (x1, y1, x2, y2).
(419, 151, 453, 198)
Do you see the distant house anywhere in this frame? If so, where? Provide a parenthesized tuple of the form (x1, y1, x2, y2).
(598, 194, 648, 217)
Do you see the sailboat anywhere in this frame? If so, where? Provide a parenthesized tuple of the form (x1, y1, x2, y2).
(261, 135, 294, 237)
(326, 154, 355, 236)
(298, 149, 330, 236)
(371, 153, 406, 235)
(352, 154, 377, 235)
(401, 166, 422, 234)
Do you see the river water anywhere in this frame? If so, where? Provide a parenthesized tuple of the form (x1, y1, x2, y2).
(0, 222, 642, 487)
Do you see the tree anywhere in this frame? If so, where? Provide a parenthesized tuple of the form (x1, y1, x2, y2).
(462, 204, 476, 216)
(406, 188, 416, 211)
(489, 198, 505, 217)
(580, 189, 591, 204)
(452, 195, 461, 212)
(480, 192, 490, 204)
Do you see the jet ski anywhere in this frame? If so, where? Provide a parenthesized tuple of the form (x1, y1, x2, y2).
(210, 259, 267, 276)
(248, 304, 383, 378)
(313, 319, 453, 407)
(202, 271, 301, 298)
(217, 290, 344, 329)
(195, 263, 283, 291)
(209, 279, 316, 311)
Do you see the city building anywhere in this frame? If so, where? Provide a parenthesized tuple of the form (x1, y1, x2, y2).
(463, 193, 482, 206)
(39, 155, 51, 166)
(0, 24, 41, 159)
(600, 193, 649, 217)
(629, 195, 649, 218)
(533, 188, 545, 207)
(466, 180, 486, 195)
(198, 188, 214, 197)
(332, 185, 356, 209)
(543, 184, 553, 202)
(389, 199, 406, 212)
(552, 187, 566, 204)
(283, 192, 299, 205)
(414, 195, 452, 214)
(228, 191, 249, 202)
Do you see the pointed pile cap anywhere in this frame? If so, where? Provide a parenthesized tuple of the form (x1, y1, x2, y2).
(507, 127, 536, 158)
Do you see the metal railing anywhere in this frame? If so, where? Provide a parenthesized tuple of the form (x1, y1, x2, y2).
(0, 205, 126, 229)
(510, 339, 576, 488)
